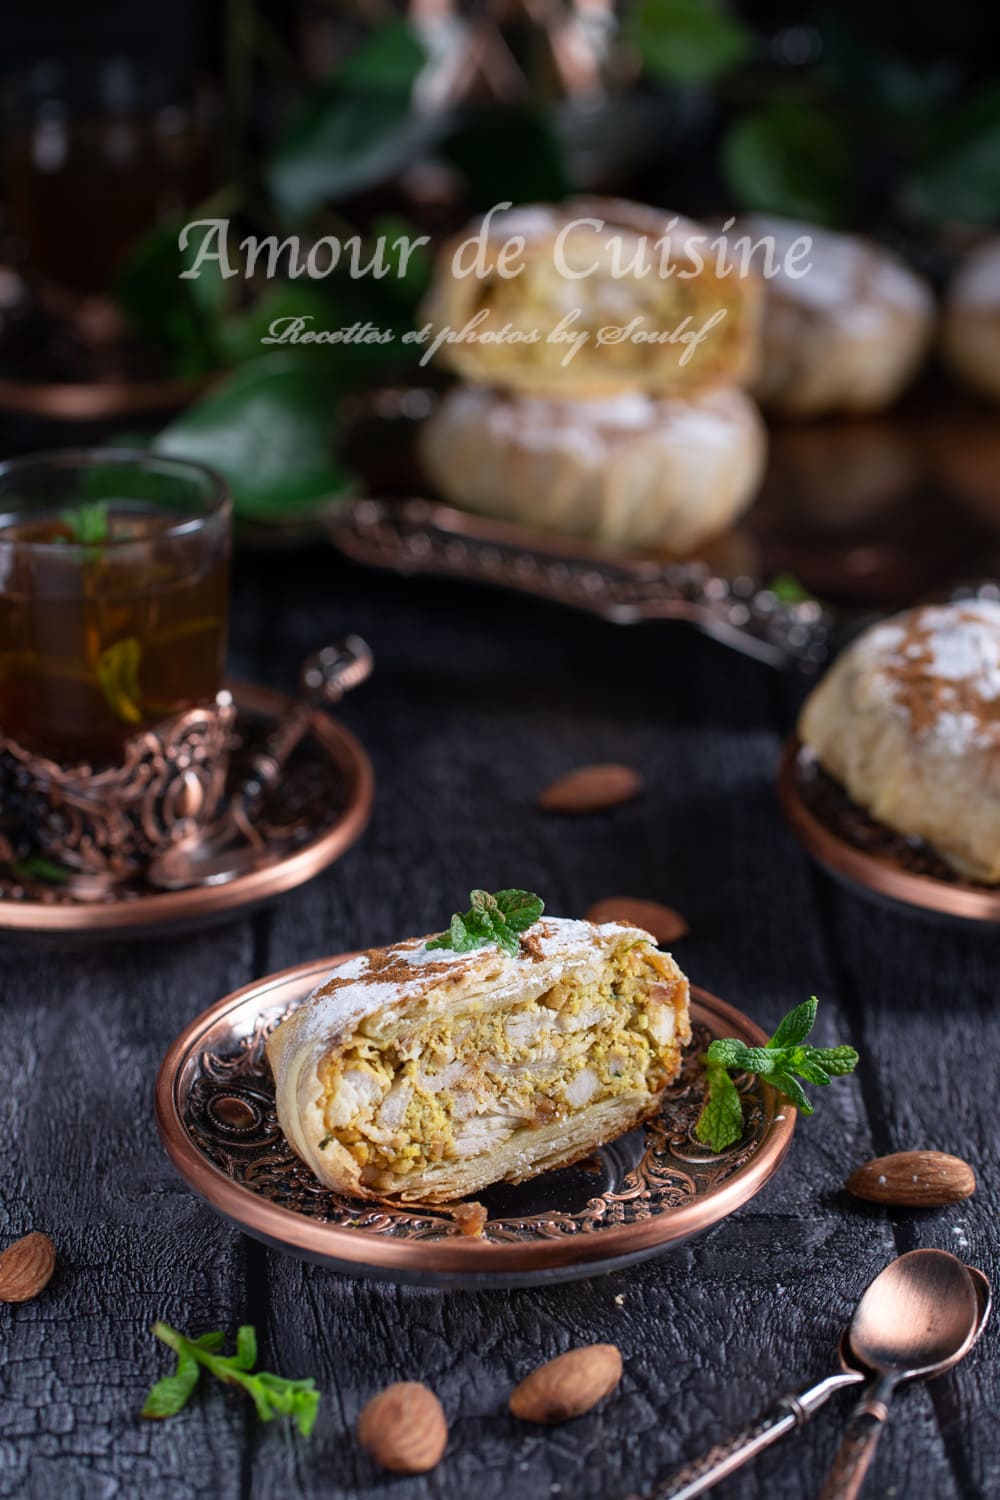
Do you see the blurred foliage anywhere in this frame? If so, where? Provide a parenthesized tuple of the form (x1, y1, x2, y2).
(154, 356, 353, 521)
(721, 101, 851, 225)
(626, 0, 751, 85)
(108, 1, 1000, 522)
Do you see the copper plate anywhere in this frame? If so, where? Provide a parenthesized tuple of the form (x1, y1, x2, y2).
(155, 958, 796, 1287)
(778, 736, 1000, 926)
(0, 373, 208, 421)
(0, 683, 374, 940)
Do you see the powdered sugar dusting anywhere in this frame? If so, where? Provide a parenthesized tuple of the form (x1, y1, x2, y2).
(855, 600, 1000, 752)
(287, 916, 652, 1054)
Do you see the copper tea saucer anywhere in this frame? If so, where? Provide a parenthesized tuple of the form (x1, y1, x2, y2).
(778, 737, 1000, 927)
(0, 683, 373, 940)
(155, 957, 796, 1288)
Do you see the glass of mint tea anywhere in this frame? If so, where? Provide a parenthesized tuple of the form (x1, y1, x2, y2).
(0, 450, 230, 768)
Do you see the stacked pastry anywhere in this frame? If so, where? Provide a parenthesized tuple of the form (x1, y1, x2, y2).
(418, 198, 767, 554)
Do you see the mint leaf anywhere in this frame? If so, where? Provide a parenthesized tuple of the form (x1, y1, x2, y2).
(141, 1348, 201, 1419)
(768, 1070, 814, 1115)
(143, 1323, 320, 1434)
(769, 996, 818, 1049)
(60, 500, 109, 546)
(811, 1045, 859, 1076)
(95, 637, 144, 726)
(427, 888, 544, 955)
(696, 999, 857, 1148)
(790, 1054, 832, 1087)
(695, 1058, 745, 1152)
(234, 1325, 257, 1371)
(494, 889, 545, 932)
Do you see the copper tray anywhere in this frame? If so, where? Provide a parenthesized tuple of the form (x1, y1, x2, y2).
(155, 958, 796, 1288)
(777, 737, 1000, 926)
(0, 684, 374, 940)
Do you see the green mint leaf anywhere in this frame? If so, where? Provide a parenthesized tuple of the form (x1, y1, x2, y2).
(426, 887, 544, 955)
(768, 997, 819, 1049)
(791, 1055, 832, 1087)
(60, 500, 109, 546)
(141, 1348, 200, 1418)
(695, 1058, 745, 1152)
(145, 1323, 320, 1434)
(707, 1039, 775, 1074)
(810, 1045, 859, 1076)
(234, 1325, 257, 1371)
(493, 889, 545, 932)
(768, 1070, 814, 1115)
(9, 856, 72, 885)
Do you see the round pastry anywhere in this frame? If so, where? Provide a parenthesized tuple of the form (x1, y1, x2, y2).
(942, 238, 1000, 404)
(420, 198, 761, 398)
(737, 215, 933, 418)
(799, 600, 1000, 882)
(418, 384, 767, 554)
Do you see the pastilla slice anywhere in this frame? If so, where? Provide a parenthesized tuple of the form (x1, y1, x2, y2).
(267, 908, 691, 1204)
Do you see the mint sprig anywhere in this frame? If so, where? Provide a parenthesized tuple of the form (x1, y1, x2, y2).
(60, 500, 109, 546)
(427, 888, 544, 956)
(695, 997, 858, 1153)
(142, 1322, 320, 1436)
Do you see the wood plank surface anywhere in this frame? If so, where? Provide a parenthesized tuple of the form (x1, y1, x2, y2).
(0, 550, 994, 1500)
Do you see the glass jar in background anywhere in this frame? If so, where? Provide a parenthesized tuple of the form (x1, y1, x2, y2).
(3, 55, 215, 297)
(0, 450, 230, 768)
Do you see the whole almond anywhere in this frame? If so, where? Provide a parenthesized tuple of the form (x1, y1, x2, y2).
(358, 1382, 447, 1473)
(509, 1344, 623, 1424)
(586, 897, 689, 946)
(537, 765, 644, 814)
(846, 1151, 976, 1208)
(0, 1232, 56, 1303)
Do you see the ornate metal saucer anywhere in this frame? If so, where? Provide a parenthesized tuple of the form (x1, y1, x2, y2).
(778, 737, 1000, 927)
(0, 684, 373, 940)
(155, 956, 796, 1288)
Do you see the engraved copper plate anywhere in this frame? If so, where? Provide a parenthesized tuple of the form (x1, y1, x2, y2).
(0, 684, 374, 939)
(155, 957, 796, 1288)
(778, 736, 1000, 926)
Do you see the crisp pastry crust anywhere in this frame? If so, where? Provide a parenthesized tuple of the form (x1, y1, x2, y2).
(419, 384, 766, 554)
(799, 601, 1000, 882)
(266, 917, 691, 1204)
(420, 198, 761, 397)
(738, 215, 933, 418)
(942, 238, 1000, 405)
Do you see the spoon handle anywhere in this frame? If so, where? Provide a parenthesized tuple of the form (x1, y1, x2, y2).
(817, 1377, 896, 1500)
(639, 1370, 862, 1500)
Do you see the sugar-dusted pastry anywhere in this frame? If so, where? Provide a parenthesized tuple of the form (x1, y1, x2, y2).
(942, 238, 1000, 405)
(420, 198, 761, 397)
(737, 215, 933, 418)
(419, 384, 766, 554)
(799, 601, 1000, 882)
(266, 904, 691, 1203)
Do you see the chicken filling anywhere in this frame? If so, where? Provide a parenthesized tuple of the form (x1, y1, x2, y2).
(316, 944, 685, 1192)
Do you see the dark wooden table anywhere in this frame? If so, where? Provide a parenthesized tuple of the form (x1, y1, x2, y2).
(1, 546, 996, 1500)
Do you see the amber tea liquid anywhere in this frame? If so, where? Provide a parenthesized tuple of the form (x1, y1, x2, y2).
(0, 502, 229, 766)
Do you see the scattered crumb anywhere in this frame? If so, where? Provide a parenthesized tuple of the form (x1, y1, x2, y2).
(452, 1201, 488, 1238)
(614, 1294, 625, 1306)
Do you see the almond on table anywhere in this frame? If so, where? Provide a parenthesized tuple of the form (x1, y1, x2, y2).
(357, 1382, 447, 1473)
(509, 1345, 623, 1424)
(0, 1232, 56, 1304)
(846, 1151, 976, 1207)
(537, 764, 645, 813)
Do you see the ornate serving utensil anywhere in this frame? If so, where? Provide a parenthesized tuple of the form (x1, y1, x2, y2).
(644, 1254, 990, 1500)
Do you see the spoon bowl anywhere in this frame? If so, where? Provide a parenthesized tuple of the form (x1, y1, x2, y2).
(847, 1247, 980, 1377)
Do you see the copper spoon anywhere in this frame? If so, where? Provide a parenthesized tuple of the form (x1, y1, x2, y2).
(644, 1258, 989, 1500)
(817, 1249, 982, 1500)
